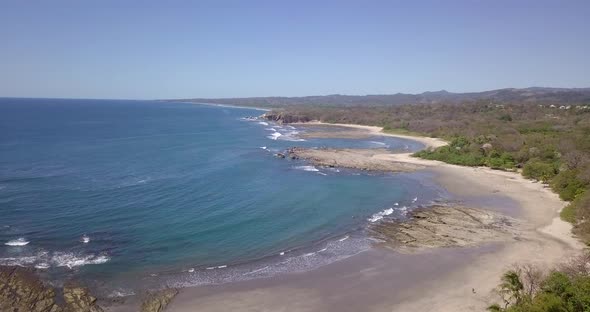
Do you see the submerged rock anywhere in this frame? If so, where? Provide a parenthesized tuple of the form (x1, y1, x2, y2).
(140, 288, 179, 312)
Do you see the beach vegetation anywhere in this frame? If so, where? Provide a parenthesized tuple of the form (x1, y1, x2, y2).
(488, 253, 590, 312)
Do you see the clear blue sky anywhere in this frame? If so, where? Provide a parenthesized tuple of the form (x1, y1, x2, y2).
(1, 0, 589, 99)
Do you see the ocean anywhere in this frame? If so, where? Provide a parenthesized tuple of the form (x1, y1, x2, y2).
(0, 98, 445, 296)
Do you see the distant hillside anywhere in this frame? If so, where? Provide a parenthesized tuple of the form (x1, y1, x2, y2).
(167, 87, 590, 108)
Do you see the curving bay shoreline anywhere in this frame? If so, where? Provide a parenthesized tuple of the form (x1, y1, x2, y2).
(163, 121, 585, 312)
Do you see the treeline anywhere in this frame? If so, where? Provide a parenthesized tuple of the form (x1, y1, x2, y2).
(269, 102, 590, 243)
(488, 252, 590, 311)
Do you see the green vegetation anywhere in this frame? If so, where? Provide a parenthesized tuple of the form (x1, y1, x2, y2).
(488, 253, 590, 312)
(270, 102, 590, 243)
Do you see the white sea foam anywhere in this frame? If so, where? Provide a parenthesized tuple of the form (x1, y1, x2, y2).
(206, 267, 215, 270)
(370, 141, 387, 146)
(318, 247, 328, 252)
(51, 252, 110, 269)
(412, 197, 418, 203)
(294, 165, 319, 172)
(268, 132, 282, 140)
(34, 263, 50, 269)
(317, 172, 328, 176)
(338, 235, 349, 242)
(399, 206, 408, 216)
(368, 208, 394, 222)
(0, 256, 38, 266)
(81, 235, 90, 244)
(265, 127, 276, 131)
(217, 265, 227, 269)
(188, 268, 195, 273)
(279, 252, 285, 256)
(394, 202, 399, 206)
(303, 252, 315, 257)
(108, 290, 136, 298)
(5, 238, 29, 246)
(260, 146, 267, 150)
(258, 121, 269, 126)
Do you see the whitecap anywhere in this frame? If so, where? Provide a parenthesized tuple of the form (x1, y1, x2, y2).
(81, 235, 90, 244)
(394, 202, 399, 206)
(217, 265, 227, 269)
(318, 247, 328, 252)
(5, 238, 29, 246)
(294, 165, 319, 172)
(258, 121, 269, 126)
(268, 132, 282, 140)
(303, 252, 315, 257)
(368, 208, 394, 223)
(188, 268, 195, 273)
(317, 172, 328, 176)
(259, 146, 267, 150)
(51, 252, 110, 269)
(338, 235, 349, 242)
(370, 141, 387, 146)
(206, 267, 215, 270)
(412, 197, 418, 203)
(279, 252, 285, 256)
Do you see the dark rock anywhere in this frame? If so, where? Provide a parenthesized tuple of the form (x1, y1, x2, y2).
(0, 266, 62, 312)
(62, 283, 104, 312)
(140, 288, 179, 312)
(0, 265, 105, 312)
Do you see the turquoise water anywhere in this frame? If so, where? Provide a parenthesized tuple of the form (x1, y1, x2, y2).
(0, 98, 444, 294)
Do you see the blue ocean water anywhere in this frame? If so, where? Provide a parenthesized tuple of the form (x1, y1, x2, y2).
(0, 98, 444, 294)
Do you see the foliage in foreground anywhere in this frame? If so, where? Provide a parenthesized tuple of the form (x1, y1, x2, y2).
(488, 253, 590, 312)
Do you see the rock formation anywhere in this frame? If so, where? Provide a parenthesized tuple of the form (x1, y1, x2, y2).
(140, 288, 179, 312)
(0, 266, 104, 312)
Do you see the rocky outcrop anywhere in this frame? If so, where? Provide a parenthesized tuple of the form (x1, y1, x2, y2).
(286, 147, 424, 172)
(140, 288, 179, 312)
(0, 266, 104, 312)
(62, 283, 104, 312)
(372, 205, 522, 252)
(262, 112, 311, 124)
(0, 266, 62, 312)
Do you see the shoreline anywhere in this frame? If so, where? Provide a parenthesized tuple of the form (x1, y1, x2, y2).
(292, 120, 448, 149)
(163, 121, 584, 312)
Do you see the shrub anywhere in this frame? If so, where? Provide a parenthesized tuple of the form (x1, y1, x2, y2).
(523, 160, 558, 182)
(551, 170, 587, 201)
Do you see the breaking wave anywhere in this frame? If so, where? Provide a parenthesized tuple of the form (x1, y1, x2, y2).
(368, 208, 394, 223)
(5, 238, 29, 246)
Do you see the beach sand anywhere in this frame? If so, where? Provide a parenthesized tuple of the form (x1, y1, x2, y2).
(160, 122, 584, 312)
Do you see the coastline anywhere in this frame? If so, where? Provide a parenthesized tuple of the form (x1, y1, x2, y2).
(162, 121, 584, 312)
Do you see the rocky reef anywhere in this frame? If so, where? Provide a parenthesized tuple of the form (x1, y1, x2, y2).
(372, 205, 522, 252)
(0, 266, 103, 312)
(286, 147, 424, 172)
(140, 288, 179, 312)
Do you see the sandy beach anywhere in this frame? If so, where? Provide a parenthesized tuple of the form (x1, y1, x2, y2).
(161, 122, 584, 312)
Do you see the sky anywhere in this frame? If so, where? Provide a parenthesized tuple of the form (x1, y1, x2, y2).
(0, 0, 589, 99)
